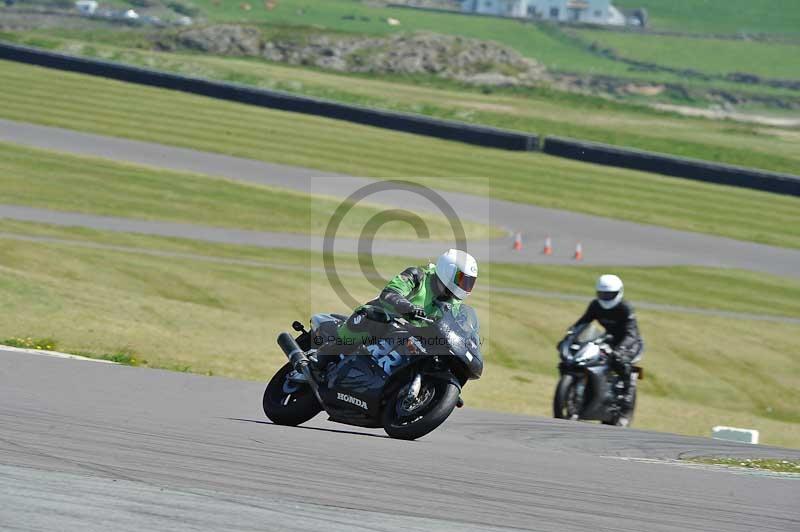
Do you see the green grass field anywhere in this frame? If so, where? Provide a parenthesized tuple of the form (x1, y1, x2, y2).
(614, 0, 800, 35)
(5, 35, 799, 174)
(6, 0, 800, 143)
(187, 0, 630, 75)
(1, 219, 797, 446)
(10, 6, 800, 96)
(3, 60, 799, 249)
(186, 0, 800, 46)
(17, 0, 796, 87)
(171, 0, 800, 37)
(574, 29, 800, 80)
(0, 142, 498, 240)
(134, 0, 800, 94)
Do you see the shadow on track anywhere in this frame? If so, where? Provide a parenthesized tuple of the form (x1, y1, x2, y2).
(225, 418, 390, 439)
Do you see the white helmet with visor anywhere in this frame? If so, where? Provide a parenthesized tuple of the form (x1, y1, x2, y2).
(435, 249, 478, 300)
(595, 274, 624, 309)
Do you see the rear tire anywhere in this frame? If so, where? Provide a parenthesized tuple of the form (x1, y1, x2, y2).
(382, 379, 460, 440)
(553, 374, 580, 420)
(263, 362, 322, 426)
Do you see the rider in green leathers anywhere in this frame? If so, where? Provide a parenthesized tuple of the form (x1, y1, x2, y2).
(311, 249, 478, 368)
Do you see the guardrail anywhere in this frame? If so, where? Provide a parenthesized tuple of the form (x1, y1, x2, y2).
(0, 42, 539, 152)
(543, 136, 800, 197)
(2, 41, 798, 196)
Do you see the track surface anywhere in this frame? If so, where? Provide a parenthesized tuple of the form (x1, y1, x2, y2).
(1, 349, 798, 532)
(2, 119, 800, 277)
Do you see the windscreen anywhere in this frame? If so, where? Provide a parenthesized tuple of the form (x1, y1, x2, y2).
(574, 322, 604, 344)
(448, 303, 481, 351)
(453, 304, 479, 336)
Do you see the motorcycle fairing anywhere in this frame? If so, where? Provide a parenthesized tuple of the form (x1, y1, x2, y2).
(558, 339, 619, 422)
(579, 365, 614, 421)
(433, 313, 483, 380)
(305, 303, 482, 425)
(318, 339, 419, 426)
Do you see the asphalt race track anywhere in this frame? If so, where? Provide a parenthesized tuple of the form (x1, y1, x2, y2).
(1, 349, 798, 532)
(2, 119, 800, 277)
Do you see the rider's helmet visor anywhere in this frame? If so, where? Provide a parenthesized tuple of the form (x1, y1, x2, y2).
(597, 290, 619, 301)
(454, 270, 477, 295)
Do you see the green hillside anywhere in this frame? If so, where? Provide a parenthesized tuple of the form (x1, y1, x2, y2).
(189, 0, 800, 37)
(615, 0, 800, 35)
(575, 29, 800, 80)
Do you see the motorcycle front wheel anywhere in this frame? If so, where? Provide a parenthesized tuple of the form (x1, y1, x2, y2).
(263, 362, 322, 426)
(382, 378, 460, 440)
(603, 387, 637, 427)
(553, 374, 581, 420)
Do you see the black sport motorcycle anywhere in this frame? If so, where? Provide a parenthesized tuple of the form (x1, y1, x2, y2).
(553, 324, 643, 427)
(263, 303, 483, 440)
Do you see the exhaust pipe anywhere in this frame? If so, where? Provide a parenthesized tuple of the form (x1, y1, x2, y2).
(276, 332, 326, 409)
(277, 332, 307, 371)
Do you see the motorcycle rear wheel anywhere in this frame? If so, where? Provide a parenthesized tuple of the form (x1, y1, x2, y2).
(263, 362, 322, 426)
(382, 379, 460, 440)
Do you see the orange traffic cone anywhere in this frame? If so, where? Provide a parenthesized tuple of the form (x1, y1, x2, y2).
(512, 232, 523, 251)
(574, 242, 583, 261)
(543, 236, 553, 255)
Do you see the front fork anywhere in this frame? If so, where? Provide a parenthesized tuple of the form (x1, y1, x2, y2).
(573, 373, 587, 417)
(399, 367, 466, 409)
(406, 374, 422, 402)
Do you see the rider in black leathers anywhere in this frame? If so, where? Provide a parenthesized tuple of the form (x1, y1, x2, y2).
(568, 274, 643, 407)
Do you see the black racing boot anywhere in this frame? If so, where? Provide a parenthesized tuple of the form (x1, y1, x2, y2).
(613, 373, 633, 411)
(619, 392, 634, 411)
(616, 380, 634, 411)
(618, 361, 634, 409)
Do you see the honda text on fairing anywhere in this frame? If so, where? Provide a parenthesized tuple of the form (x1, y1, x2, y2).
(553, 323, 644, 427)
(263, 302, 483, 440)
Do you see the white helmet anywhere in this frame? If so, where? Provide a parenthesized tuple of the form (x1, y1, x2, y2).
(435, 249, 478, 300)
(595, 274, 623, 310)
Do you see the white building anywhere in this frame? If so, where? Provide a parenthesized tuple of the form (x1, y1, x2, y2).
(74, 0, 98, 15)
(527, 0, 626, 25)
(460, 0, 529, 18)
(462, 0, 627, 26)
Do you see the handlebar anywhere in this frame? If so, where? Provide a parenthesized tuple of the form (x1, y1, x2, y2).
(394, 314, 435, 326)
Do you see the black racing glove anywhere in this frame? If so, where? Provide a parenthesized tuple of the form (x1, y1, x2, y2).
(407, 306, 426, 320)
(609, 350, 629, 369)
(558, 329, 574, 349)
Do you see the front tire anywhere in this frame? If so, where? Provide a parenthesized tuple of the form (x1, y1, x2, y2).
(603, 387, 637, 427)
(382, 378, 460, 440)
(553, 374, 581, 420)
(263, 362, 322, 426)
